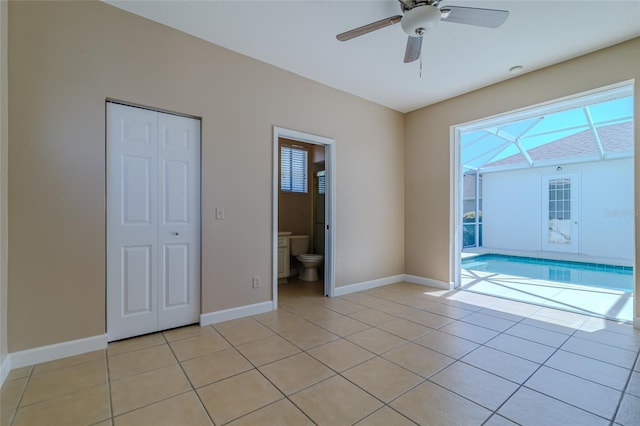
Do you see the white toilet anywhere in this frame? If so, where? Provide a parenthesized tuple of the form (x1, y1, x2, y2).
(289, 235, 323, 282)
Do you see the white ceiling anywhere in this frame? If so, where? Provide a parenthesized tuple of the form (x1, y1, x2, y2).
(105, 0, 640, 113)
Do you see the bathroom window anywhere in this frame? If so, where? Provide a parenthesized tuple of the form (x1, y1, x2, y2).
(281, 146, 308, 193)
(317, 171, 326, 195)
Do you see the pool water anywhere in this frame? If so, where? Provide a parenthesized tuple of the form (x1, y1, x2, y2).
(461, 254, 633, 293)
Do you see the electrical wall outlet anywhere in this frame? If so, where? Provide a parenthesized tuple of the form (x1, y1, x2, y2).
(252, 276, 260, 288)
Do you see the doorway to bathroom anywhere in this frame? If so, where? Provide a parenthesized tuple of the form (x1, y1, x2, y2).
(272, 127, 335, 308)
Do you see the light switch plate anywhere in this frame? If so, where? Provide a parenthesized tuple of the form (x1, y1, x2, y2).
(215, 207, 224, 220)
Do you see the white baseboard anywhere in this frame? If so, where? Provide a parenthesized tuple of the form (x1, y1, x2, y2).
(333, 275, 405, 297)
(10, 334, 108, 370)
(200, 301, 274, 326)
(403, 274, 452, 290)
(0, 354, 11, 388)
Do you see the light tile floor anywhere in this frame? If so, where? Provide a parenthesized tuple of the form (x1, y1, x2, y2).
(2, 280, 640, 425)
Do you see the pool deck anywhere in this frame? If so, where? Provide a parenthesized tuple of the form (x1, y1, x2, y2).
(461, 248, 635, 323)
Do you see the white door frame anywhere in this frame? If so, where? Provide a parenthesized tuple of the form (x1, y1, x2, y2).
(451, 82, 634, 289)
(272, 126, 336, 308)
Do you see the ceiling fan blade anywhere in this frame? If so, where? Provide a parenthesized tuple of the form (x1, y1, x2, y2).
(440, 6, 509, 28)
(336, 15, 403, 41)
(404, 36, 422, 63)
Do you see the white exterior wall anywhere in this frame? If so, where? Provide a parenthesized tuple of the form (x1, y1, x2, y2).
(482, 158, 634, 261)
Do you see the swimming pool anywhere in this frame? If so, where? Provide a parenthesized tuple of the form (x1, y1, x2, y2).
(461, 254, 633, 293)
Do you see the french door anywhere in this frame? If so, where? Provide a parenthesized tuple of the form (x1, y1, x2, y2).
(107, 102, 201, 341)
(542, 172, 580, 253)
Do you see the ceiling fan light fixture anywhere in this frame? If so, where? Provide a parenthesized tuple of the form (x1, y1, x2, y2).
(401, 5, 441, 37)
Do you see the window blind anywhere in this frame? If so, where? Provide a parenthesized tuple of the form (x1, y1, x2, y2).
(281, 146, 308, 193)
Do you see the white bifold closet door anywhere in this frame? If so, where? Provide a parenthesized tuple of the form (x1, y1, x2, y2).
(107, 102, 201, 341)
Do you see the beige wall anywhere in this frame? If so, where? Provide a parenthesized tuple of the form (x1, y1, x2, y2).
(1, 0, 8, 366)
(405, 38, 640, 317)
(7, 1, 404, 352)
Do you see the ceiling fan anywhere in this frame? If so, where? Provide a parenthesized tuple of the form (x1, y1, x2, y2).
(336, 0, 509, 63)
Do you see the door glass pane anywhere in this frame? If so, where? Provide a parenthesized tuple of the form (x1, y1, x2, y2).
(548, 178, 571, 244)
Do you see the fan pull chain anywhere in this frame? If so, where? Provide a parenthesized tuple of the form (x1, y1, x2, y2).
(419, 55, 423, 78)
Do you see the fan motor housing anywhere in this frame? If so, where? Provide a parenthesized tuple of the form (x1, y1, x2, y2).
(401, 5, 441, 36)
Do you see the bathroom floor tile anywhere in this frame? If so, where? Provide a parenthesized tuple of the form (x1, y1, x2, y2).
(307, 338, 375, 372)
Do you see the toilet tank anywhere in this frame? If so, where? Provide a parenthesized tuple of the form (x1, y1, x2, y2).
(289, 235, 309, 256)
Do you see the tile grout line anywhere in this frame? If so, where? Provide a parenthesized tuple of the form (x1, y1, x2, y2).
(211, 319, 318, 425)
(104, 349, 115, 425)
(608, 347, 640, 426)
(7, 366, 33, 426)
